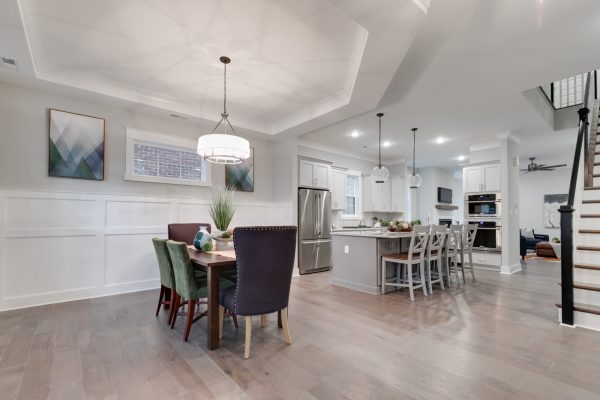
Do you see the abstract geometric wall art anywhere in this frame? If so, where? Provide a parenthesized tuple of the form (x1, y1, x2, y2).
(49, 109, 105, 180)
(544, 193, 568, 228)
(225, 147, 254, 192)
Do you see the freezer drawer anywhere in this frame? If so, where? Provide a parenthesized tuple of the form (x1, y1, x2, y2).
(299, 240, 332, 274)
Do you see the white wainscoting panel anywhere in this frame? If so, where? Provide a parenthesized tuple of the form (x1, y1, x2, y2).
(0, 190, 293, 311)
(4, 236, 98, 298)
(105, 233, 161, 287)
(6, 196, 96, 230)
(106, 200, 170, 227)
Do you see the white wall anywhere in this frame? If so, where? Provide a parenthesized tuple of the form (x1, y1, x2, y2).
(415, 167, 463, 225)
(519, 165, 570, 239)
(0, 81, 293, 311)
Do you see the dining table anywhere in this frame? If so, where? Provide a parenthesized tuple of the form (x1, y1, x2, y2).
(188, 247, 282, 350)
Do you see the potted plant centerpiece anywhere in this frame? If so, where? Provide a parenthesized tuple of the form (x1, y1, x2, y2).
(209, 187, 236, 250)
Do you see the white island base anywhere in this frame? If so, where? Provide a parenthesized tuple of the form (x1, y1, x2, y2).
(330, 231, 412, 295)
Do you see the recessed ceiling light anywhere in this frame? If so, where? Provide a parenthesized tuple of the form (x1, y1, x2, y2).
(457, 155, 466, 161)
(435, 137, 446, 144)
(383, 141, 391, 147)
(351, 130, 360, 138)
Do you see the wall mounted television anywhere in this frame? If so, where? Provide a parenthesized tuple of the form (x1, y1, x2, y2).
(438, 187, 452, 204)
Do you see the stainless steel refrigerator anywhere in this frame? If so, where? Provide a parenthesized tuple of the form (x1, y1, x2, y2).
(298, 188, 332, 274)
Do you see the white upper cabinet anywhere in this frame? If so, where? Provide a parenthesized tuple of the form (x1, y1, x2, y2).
(331, 169, 346, 210)
(298, 160, 330, 189)
(482, 164, 501, 192)
(390, 177, 405, 213)
(362, 176, 404, 213)
(463, 164, 500, 193)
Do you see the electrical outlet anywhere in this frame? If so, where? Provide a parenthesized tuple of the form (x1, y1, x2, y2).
(344, 245, 349, 254)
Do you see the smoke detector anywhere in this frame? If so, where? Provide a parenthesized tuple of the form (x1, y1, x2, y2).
(0, 57, 18, 70)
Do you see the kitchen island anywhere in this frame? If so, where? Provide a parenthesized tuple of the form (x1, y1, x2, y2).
(331, 230, 413, 295)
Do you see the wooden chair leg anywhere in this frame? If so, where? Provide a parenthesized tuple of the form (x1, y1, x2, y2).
(232, 313, 239, 329)
(219, 306, 225, 339)
(281, 307, 292, 345)
(170, 294, 180, 329)
(167, 291, 177, 326)
(184, 300, 196, 342)
(244, 316, 252, 359)
(155, 285, 165, 317)
(407, 263, 414, 301)
(469, 251, 476, 281)
(277, 310, 282, 328)
(420, 260, 428, 296)
(260, 314, 267, 327)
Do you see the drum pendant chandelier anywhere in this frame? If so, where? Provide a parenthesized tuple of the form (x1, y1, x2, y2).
(197, 56, 250, 164)
(371, 113, 389, 183)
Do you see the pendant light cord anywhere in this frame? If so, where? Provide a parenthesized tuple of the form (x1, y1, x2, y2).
(412, 128, 417, 176)
(210, 57, 238, 136)
(378, 115, 382, 167)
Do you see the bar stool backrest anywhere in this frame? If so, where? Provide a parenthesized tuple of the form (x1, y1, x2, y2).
(427, 225, 447, 258)
(463, 224, 478, 251)
(409, 225, 430, 261)
(447, 224, 464, 254)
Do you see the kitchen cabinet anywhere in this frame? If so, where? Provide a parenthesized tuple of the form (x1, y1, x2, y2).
(362, 177, 404, 213)
(299, 160, 330, 189)
(331, 169, 346, 210)
(390, 177, 405, 213)
(463, 164, 500, 193)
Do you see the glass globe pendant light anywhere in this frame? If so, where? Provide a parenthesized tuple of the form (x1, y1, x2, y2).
(371, 113, 389, 183)
(197, 56, 250, 164)
(408, 128, 422, 189)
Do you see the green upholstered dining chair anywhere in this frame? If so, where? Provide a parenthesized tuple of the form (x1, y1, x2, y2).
(152, 238, 178, 326)
(166, 240, 236, 341)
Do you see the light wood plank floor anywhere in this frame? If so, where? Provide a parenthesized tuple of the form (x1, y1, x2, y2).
(1, 259, 600, 400)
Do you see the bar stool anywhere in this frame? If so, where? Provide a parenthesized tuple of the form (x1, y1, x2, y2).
(381, 226, 430, 301)
(444, 224, 465, 285)
(461, 224, 478, 281)
(425, 225, 447, 293)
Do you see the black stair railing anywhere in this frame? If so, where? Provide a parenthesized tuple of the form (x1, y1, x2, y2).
(559, 71, 592, 326)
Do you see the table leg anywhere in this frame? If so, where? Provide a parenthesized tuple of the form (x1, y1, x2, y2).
(207, 267, 221, 350)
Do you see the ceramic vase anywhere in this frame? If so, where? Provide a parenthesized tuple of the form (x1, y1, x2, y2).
(193, 226, 212, 251)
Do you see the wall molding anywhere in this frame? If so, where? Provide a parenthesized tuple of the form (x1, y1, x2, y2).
(0, 189, 293, 312)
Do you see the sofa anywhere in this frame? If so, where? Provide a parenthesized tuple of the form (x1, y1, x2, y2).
(520, 229, 549, 260)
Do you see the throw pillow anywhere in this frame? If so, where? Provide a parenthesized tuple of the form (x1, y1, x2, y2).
(521, 228, 534, 239)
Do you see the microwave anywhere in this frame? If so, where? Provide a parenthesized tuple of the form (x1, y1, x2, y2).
(465, 193, 501, 218)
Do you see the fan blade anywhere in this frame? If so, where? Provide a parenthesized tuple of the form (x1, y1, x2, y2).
(543, 164, 567, 169)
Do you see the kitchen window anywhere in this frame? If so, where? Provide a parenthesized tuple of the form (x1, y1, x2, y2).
(124, 128, 211, 186)
(343, 172, 361, 218)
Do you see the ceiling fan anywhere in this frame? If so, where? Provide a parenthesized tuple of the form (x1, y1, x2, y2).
(520, 157, 567, 173)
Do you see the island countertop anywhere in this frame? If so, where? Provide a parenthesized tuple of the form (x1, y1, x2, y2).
(331, 230, 413, 239)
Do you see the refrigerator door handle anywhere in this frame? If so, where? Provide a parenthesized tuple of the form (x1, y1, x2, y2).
(317, 193, 321, 236)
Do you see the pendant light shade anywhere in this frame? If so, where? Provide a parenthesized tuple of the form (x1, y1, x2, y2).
(197, 56, 250, 165)
(372, 113, 389, 183)
(409, 128, 422, 189)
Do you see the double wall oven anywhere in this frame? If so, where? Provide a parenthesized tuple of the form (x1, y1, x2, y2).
(465, 193, 501, 252)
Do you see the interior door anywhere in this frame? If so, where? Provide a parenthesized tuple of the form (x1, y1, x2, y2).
(318, 191, 332, 239)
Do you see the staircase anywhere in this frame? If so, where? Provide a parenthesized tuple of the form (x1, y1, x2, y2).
(558, 91, 600, 331)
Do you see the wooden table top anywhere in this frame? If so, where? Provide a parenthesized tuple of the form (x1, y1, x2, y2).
(188, 247, 237, 268)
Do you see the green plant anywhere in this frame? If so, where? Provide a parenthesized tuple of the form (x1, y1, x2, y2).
(220, 231, 231, 239)
(552, 237, 560, 243)
(410, 219, 421, 226)
(209, 187, 236, 232)
(201, 241, 213, 252)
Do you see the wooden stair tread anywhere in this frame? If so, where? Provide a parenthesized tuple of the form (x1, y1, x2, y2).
(556, 302, 600, 316)
(579, 230, 600, 234)
(575, 263, 600, 271)
(582, 200, 600, 204)
(584, 187, 600, 190)
(577, 246, 600, 251)
(580, 214, 600, 218)
(574, 282, 600, 291)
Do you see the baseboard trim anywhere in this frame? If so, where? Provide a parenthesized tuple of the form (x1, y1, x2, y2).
(329, 278, 379, 295)
(500, 263, 522, 274)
